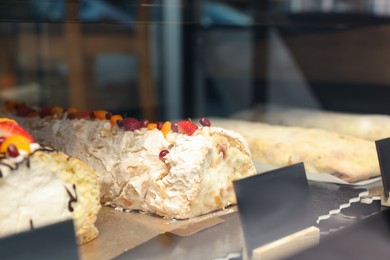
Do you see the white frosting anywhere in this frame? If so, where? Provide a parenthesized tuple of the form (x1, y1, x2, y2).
(16, 117, 256, 218)
(0, 154, 72, 237)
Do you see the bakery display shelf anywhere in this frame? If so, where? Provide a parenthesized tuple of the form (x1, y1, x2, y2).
(113, 180, 384, 259)
(0, 165, 384, 260)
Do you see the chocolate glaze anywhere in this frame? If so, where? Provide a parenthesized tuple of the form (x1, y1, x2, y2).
(65, 184, 78, 212)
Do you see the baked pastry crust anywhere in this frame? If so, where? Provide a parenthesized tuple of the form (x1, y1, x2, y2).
(234, 105, 390, 141)
(211, 118, 380, 183)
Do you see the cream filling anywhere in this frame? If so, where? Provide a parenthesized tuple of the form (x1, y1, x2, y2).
(0, 160, 72, 237)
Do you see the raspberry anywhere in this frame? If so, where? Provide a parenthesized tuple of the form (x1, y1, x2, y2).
(123, 118, 141, 131)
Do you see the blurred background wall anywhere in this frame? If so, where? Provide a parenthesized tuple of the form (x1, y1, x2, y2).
(1, 0, 390, 120)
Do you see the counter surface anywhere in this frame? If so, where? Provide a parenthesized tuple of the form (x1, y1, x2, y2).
(116, 180, 383, 259)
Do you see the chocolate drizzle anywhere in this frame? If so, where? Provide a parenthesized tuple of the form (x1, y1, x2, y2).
(0, 145, 56, 177)
(30, 219, 34, 230)
(65, 184, 78, 212)
(26, 157, 30, 168)
(0, 158, 17, 171)
(30, 145, 56, 155)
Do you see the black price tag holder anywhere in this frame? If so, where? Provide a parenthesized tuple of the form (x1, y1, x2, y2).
(0, 220, 79, 260)
(234, 163, 319, 260)
(375, 138, 390, 206)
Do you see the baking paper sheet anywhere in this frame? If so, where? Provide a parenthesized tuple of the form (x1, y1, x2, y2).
(253, 161, 381, 186)
(79, 206, 237, 260)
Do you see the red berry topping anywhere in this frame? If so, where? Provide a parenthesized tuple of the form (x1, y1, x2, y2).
(123, 118, 141, 131)
(171, 122, 178, 133)
(75, 110, 90, 119)
(199, 117, 211, 127)
(0, 121, 34, 143)
(39, 107, 53, 118)
(157, 122, 163, 130)
(177, 121, 199, 136)
(159, 149, 169, 158)
(140, 119, 149, 128)
(16, 104, 31, 117)
(90, 111, 95, 119)
(106, 112, 113, 120)
(67, 113, 76, 119)
(7, 144, 19, 157)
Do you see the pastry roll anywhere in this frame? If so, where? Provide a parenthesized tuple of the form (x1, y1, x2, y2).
(235, 105, 390, 141)
(2, 104, 256, 219)
(211, 118, 380, 183)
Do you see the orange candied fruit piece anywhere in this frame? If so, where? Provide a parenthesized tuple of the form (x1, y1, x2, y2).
(147, 123, 157, 130)
(161, 121, 172, 137)
(0, 135, 31, 153)
(110, 115, 123, 127)
(75, 110, 90, 119)
(93, 110, 108, 120)
(67, 107, 78, 114)
(51, 106, 63, 115)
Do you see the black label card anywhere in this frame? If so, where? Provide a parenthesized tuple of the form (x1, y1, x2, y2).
(0, 220, 79, 260)
(375, 138, 390, 198)
(234, 162, 314, 253)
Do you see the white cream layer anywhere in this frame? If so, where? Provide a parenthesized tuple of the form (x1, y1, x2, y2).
(0, 156, 72, 237)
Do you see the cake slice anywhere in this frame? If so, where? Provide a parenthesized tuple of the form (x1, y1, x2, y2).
(1, 103, 256, 219)
(0, 119, 101, 244)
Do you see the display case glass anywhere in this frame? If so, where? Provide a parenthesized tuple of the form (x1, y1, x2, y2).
(2, 1, 390, 259)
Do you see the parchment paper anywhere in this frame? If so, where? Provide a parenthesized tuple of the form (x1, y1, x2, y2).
(79, 206, 237, 260)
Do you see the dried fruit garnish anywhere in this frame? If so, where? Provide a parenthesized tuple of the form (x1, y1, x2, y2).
(159, 149, 169, 158)
(0, 135, 31, 154)
(161, 122, 172, 137)
(0, 121, 34, 143)
(123, 118, 141, 131)
(177, 121, 199, 136)
(199, 117, 211, 127)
